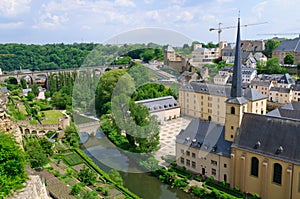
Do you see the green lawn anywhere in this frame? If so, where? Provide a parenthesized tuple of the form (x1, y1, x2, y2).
(41, 110, 64, 124)
(62, 152, 83, 166)
(18, 104, 27, 115)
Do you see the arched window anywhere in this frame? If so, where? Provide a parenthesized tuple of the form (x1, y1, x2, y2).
(251, 157, 259, 177)
(273, 163, 282, 185)
(231, 106, 235, 114)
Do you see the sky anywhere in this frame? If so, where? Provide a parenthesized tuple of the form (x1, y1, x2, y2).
(1, 0, 300, 46)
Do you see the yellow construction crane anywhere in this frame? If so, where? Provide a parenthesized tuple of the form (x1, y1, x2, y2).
(209, 22, 268, 56)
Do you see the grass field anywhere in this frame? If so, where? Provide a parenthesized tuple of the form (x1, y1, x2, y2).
(41, 110, 64, 124)
(62, 152, 83, 166)
(18, 104, 27, 115)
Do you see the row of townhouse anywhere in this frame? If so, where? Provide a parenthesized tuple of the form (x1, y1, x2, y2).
(249, 73, 300, 103)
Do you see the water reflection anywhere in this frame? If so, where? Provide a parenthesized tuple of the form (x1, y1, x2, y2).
(82, 129, 192, 199)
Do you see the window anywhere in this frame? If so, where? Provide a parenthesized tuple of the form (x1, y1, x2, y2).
(186, 159, 190, 167)
(224, 174, 227, 182)
(186, 151, 190, 156)
(251, 157, 259, 177)
(298, 173, 300, 192)
(231, 135, 234, 139)
(231, 126, 234, 130)
(231, 106, 235, 114)
(212, 168, 216, 176)
(224, 164, 227, 168)
(192, 153, 196, 158)
(180, 157, 184, 164)
(273, 163, 282, 185)
(181, 149, 184, 154)
(211, 160, 217, 166)
(192, 161, 196, 168)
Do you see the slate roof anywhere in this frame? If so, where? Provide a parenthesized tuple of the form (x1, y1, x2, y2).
(180, 82, 267, 101)
(281, 102, 300, 110)
(268, 102, 300, 120)
(176, 119, 232, 157)
(181, 82, 231, 97)
(250, 80, 271, 87)
(270, 87, 291, 93)
(292, 84, 300, 91)
(278, 73, 294, 84)
(242, 67, 256, 75)
(273, 37, 300, 52)
(1, 87, 8, 93)
(135, 96, 179, 113)
(243, 87, 267, 101)
(233, 113, 300, 164)
(165, 45, 175, 52)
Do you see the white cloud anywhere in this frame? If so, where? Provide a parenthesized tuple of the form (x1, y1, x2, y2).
(216, 0, 234, 3)
(0, 0, 31, 17)
(169, 0, 186, 5)
(144, 0, 153, 4)
(36, 12, 68, 29)
(114, 0, 135, 7)
(146, 10, 160, 21)
(252, 1, 268, 18)
(176, 11, 193, 22)
(0, 21, 23, 29)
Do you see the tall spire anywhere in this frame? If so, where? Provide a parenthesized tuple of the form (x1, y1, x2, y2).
(230, 17, 242, 98)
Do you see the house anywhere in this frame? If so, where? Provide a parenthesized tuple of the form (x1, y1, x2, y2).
(272, 37, 300, 64)
(240, 40, 265, 52)
(277, 73, 294, 88)
(249, 80, 274, 97)
(245, 57, 257, 68)
(292, 84, 300, 102)
(232, 104, 300, 199)
(269, 87, 293, 103)
(135, 96, 180, 124)
(176, 119, 231, 182)
(163, 45, 188, 73)
(241, 67, 257, 83)
(221, 43, 235, 64)
(213, 66, 233, 85)
(191, 44, 219, 66)
(22, 88, 32, 96)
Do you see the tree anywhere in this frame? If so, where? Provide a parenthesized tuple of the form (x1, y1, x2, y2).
(95, 69, 126, 114)
(78, 166, 97, 185)
(39, 138, 54, 156)
(26, 91, 35, 101)
(266, 57, 286, 74)
(284, 53, 295, 65)
(263, 39, 281, 58)
(64, 123, 80, 147)
(20, 78, 27, 89)
(0, 132, 27, 197)
(25, 138, 49, 169)
(108, 169, 123, 185)
(30, 83, 39, 96)
(70, 183, 82, 196)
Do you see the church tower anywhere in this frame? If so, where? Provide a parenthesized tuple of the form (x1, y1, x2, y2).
(224, 18, 248, 142)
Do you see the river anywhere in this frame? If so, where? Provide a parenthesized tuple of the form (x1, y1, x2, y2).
(81, 130, 193, 199)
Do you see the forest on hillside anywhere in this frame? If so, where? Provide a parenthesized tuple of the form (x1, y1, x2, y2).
(0, 43, 165, 72)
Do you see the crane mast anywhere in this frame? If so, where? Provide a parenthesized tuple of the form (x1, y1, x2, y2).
(209, 21, 268, 57)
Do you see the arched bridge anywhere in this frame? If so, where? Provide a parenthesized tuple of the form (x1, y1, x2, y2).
(0, 65, 128, 84)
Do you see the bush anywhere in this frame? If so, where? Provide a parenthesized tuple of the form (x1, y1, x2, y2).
(70, 183, 82, 195)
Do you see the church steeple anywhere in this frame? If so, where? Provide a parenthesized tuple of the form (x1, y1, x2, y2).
(230, 17, 242, 98)
(224, 17, 248, 142)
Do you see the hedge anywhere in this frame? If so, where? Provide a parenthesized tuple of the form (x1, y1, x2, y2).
(206, 181, 245, 198)
(73, 148, 141, 199)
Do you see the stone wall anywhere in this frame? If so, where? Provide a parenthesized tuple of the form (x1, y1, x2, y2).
(8, 175, 50, 199)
